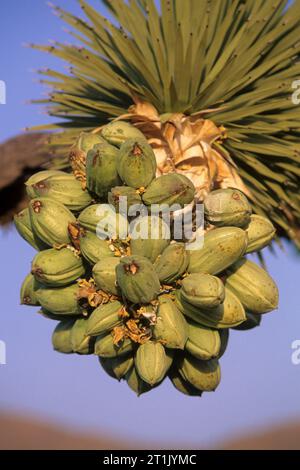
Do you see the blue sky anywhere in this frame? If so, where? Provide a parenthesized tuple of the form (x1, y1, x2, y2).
(0, 1, 299, 446)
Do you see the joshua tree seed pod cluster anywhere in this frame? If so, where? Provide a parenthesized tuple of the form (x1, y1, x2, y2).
(15, 123, 279, 397)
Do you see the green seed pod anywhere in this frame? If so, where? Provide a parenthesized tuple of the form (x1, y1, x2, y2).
(175, 287, 246, 329)
(94, 333, 133, 358)
(52, 320, 75, 354)
(108, 186, 142, 212)
(25, 171, 63, 190)
(86, 301, 123, 336)
(130, 216, 170, 263)
(186, 321, 221, 360)
(233, 312, 262, 331)
(116, 255, 161, 304)
(78, 204, 128, 239)
(20, 273, 40, 306)
(117, 138, 157, 188)
(188, 227, 248, 275)
(226, 259, 279, 314)
(101, 121, 146, 147)
(245, 215, 276, 253)
(181, 273, 225, 309)
(38, 308, 78, 322)
(178, 354, 221, 392)
(204, 188, 252, 227)
(168, 368, 203, 397)
(36, 283, 82, 316)
(142, 174, 195, 208)
(125, 366, 153, 396)
(70, 318, 92, 354)
(14, 208, 47, 251)
(79, 231, 114, 265)
(86, 143, 121, 198)
(135, 341, 169, 386)
(29, 198, 76, 247)
(31, 247, 85, 287)
(69, 132, 105, 175)
(92, 257, 120, 295)
(153, 295, 188, 349)
(26, 170, 92, 211)
(72, 132, 106, 155)
(164, 348, 175, 371)
(99, 355, 134, 381)
(98, 356, 117, 380)
(218, 328, 230, 358)
(154, 243, 189, 284)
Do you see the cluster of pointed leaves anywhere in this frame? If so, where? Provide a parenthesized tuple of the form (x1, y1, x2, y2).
(31, 0, 300, 244)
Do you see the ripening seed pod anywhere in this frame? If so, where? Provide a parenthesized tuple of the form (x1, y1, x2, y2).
(142, 174, 195, 208)
(185, 321, 221, 360)
(70, 318, 92, 354)
(130, 215, 170, 263)
(218, 328, 230, 358)
(233, 312, 262, 331)
(72, 132, 106, 156)
(99, 355, 134, 381)
(101, 121, 146, 147)
(135, 341, 170, 386)
(94, 333, 133, 358)
(164, 348, 175, 371)
(116, 255, 161, 304)
(108, 186, 142, 213)
(25, 171, 63, 192)
(152, 295, 188, 349)
(178, 354, 221, 392)
(31, 247, 85, 287)
(52, 320, 75, 354)
(86, 301, 123, 336)
(78, 204, 128, 240)
(188, 227, 248, 275)
(69, 132, 105, 176)
(226, 259, 279, 314)
(181, 273, 225, 309)
(245, 215, 276, 253)
(38, 308, 77, 322)
(79, 231, 114, 265)
(35, 283, 82, 316)
(29, 198, 76, 247)
(86, 143, 121, 198)
(168, 368, 203, 397)
(14, 208, 47, 251)
(175, 287, 246, 329)
(20, 273, 40, 306)
(117, 138, 157, 188)
(204, 188, 252, 227)
(26, 170, 92, 211)
(92, 257, 120, 296)
(125, 366, 153, 396)
(154, 243, 189, 284)
(98, 357, 117, 380)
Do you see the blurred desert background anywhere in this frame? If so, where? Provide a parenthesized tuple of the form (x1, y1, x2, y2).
(1, 412, 300, 449)
(1, 0, 300, 451)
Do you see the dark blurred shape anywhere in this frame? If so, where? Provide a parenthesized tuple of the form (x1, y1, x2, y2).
(0, 133, 49, 224)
